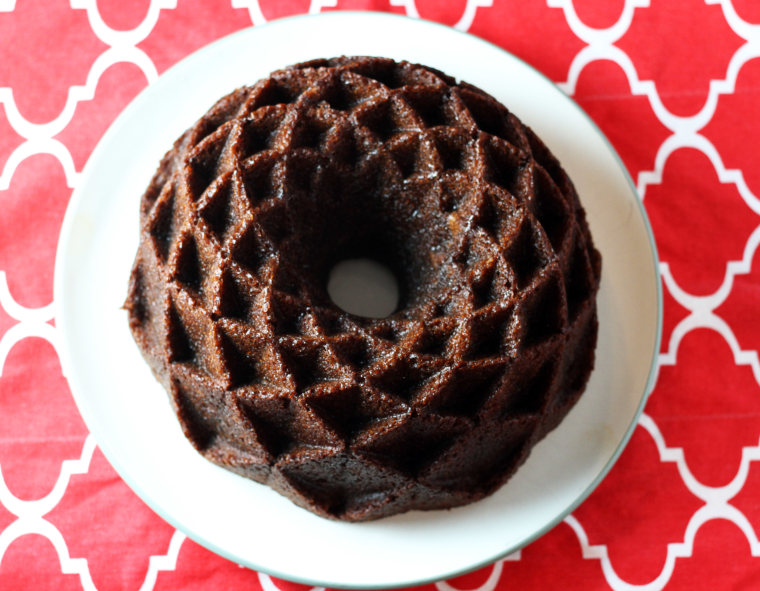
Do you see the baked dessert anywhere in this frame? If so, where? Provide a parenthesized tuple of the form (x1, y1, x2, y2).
(125, 56, 601, 521)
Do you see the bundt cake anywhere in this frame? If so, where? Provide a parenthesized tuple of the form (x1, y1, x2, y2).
(125, 56, 602, 521)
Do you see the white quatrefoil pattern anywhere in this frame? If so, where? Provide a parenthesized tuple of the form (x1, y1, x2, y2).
(2, 0, 760, 589)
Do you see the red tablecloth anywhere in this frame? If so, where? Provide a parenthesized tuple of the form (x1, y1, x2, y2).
(2, 1, 760, 589)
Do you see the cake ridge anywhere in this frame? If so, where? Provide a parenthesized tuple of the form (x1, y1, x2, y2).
(126, 56, 601, 521)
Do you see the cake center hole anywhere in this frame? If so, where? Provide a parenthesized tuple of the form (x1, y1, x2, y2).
(327, 258, 399, 318)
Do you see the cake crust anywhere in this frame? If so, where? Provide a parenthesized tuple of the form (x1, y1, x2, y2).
(125, 56, 601, 521)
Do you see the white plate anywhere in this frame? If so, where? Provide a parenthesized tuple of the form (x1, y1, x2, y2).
(55, 12, 661, 589)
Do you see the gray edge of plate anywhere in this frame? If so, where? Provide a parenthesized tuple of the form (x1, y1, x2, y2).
(53, 10, 664, 590)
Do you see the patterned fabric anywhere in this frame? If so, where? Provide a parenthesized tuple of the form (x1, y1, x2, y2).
(1, 0, 759, 589)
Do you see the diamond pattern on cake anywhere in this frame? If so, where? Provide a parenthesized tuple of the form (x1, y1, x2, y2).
(125, 57, 600, 521)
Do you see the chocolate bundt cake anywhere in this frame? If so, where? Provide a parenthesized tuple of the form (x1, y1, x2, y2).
(125, 56, 601, 521)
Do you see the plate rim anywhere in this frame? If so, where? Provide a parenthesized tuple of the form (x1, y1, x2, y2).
(54, 11, 663, 589)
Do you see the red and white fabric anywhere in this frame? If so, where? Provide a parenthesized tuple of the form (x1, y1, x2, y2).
(2, 1, 760, 589)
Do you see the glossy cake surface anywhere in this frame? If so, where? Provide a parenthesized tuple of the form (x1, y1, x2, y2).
(125, 56, 601, 521)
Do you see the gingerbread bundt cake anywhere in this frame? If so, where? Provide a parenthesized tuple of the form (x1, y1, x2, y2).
(125, 56, 602, 521)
